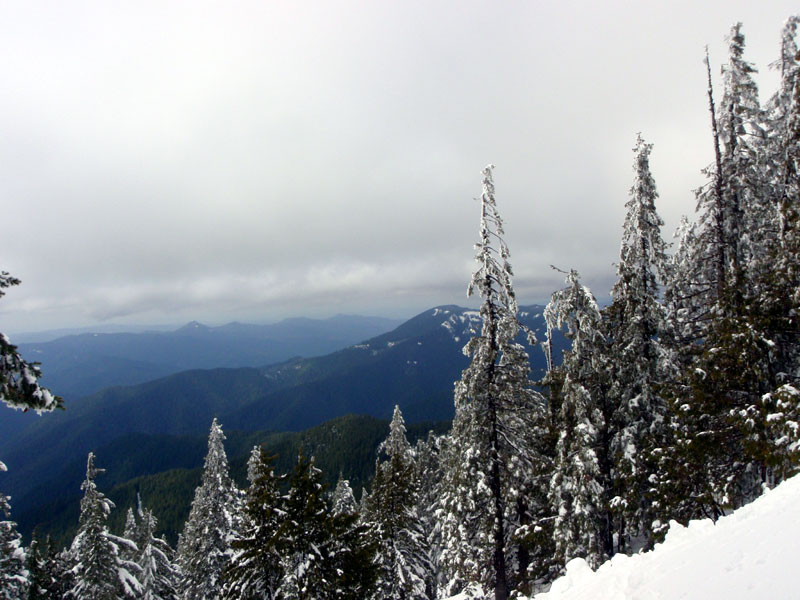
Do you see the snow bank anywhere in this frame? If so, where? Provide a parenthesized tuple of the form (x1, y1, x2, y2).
(533, 474, 800, 599)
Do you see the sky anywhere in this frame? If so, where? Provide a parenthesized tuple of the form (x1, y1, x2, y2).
(1, 1, 798, 335)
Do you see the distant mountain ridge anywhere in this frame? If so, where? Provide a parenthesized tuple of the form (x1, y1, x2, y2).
(0, 304, 566, 535)
(14, 314, 403, 400)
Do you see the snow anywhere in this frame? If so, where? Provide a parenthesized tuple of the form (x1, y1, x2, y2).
(529, 474, 800, 600)
(442, 474, 800, 600)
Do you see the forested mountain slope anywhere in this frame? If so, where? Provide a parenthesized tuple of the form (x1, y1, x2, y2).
(14, 414, 449, 548)
(1, 304, 562, 527)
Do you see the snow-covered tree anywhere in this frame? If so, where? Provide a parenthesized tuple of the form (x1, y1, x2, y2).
(438, 166, 545, 600)
(277, 452, 335, 599)
(276, 451, 376, 599)
(364, 406, 429, 600)
(176, 418, 240, 600)
(223, 446, 283, 600)
(0, 272, 59, 413)
(604, 135, 671, 550)
(138, 509, 180, 600)
(331, 476, 358, 518)
(26, 534, 74, 600)
(545, 269, 610, 570)
(0, 462, 26, 600)
(68, 453, 141, 599)
(412, 432, 444, 598)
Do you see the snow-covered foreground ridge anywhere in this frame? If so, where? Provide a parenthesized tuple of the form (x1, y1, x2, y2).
(528, 474, 800, 600)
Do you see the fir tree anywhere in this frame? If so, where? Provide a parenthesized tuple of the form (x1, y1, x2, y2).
(176, 418, 240, 600)
(438, 166, 545, 600)
(412, 432, 444, 598)
(605, 135, 671, 551)
(331, 476, 358, 518)
(0, 272, 59, 412)
(138, 506, 180, 600)
(545, 269, 610, 570)
(0, 462, 26, 600)
(659, 24, 784, 523)
(68, 453, 141, 599)
(223, 446, 283, 600)
(277, 451, 377, 600)
(364, 406, 429, 600)
(276, 451, 335, 599)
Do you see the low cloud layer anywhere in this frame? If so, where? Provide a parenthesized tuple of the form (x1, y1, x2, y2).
(1, 1, 796, 333)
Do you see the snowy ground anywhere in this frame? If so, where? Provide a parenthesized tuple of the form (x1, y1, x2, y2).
(449, 474, 800, 600)
(535, 474, 800, 599)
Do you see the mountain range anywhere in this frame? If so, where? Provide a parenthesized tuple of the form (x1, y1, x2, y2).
(0, 304, 565, 543)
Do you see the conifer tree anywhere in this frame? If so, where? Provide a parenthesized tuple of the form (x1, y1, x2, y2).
(27, 534, 75, 600)
(331, 476, 358, 518)
(364, 406, 429, 600)
(25, 535, 57, 600)
(412, 432, 444, 598)
(545, 269, 610, 569)
(0, 462, 26, 600)
(223, 446, 283, 600)
(68, 453, 141, 599)
(658, 24, 780, 523)
(277, 451, 336, 599)
(0, 272, 59, 412)
(438, 166, 545, 600)
(177, 418, 240, 600)
(137, 505, 180, 600)
(277, 451, 377, 599)
(604, 135, 671, 550)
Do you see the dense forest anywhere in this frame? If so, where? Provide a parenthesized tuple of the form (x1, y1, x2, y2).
(1, 16, 800, 600)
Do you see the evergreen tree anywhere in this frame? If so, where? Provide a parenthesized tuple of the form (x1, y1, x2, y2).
(0, 272, 59, 412)
(604, 135, 671, 551)
(0, 462, 26, 600)
(122, 507, 142, 563)
(68, 453, 141, 599)
(364, 406, 429, 600)
(24, 536, 49, 600)
(277, 451, 335, 599)
(277, 451, 377, 599)
(545, 269, 610, 569)
(331, 476, 358, 518)
(26, 535, 74, 600)
(438, 166, 545, 600)
(176, 418, 240, 600)
(412, 432, 444, 598)
(138, 506, 180, 600)
(223, 446, 283, 600)
(659, 24, 783, 524)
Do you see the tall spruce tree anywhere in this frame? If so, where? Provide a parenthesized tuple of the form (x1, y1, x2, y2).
(663, 25, 785, 522)
(68, 453, 141, 599)
(137, 505, 180, 600)
(438, 165, 545, 600)
(223, 446, 283, 600)
(545, 269, 610, 570)
(411, 432, 444, 598)
(604, 135, 671, 551)
(276, 451, 377, 600)
(364, 406, 429, 600)
(177, 418, 240, 600)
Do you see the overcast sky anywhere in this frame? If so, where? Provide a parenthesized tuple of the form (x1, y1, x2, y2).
(1, 1, 797, 335)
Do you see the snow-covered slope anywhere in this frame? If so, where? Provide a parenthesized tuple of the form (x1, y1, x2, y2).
(533, 474, 800, 600)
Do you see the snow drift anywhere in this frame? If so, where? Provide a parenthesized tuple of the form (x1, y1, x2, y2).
(532, 473, 800, 599)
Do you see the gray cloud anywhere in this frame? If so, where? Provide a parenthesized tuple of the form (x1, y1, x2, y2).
(0, 0, 797, 334)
